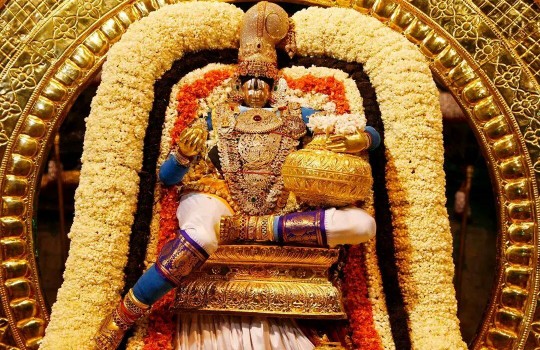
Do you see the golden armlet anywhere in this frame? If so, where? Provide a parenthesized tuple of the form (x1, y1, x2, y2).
(277, 209, 327, 247)
(155, 230, 210, 286)
(114, 289, 150, 330)
(219, 215, 275, 244)
(94, 289, 150, 349)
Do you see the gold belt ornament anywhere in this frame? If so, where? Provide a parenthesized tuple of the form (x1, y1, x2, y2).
(174, 245, 346, 319)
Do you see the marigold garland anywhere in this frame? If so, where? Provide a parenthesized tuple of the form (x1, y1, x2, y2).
(343, 245, 384, 350)
(142, 289, 176, 350)
(284, 74, 350, 114)
(171, 69, 234, 146)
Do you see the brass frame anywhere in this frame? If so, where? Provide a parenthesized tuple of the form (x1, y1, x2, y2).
(0, 0, 538, 349)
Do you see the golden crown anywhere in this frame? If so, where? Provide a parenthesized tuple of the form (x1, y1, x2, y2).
(238, 2, 294, 80)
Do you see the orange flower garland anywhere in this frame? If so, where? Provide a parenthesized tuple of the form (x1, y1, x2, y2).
(144, 69, 233, 349)
(143, 187, 178, 350)
(171, 69, 234, 146)
(283, 74, 350, 114)
(343, 245, 384, 349)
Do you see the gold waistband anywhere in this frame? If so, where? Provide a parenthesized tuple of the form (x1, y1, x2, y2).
(174, 245, 346, 319)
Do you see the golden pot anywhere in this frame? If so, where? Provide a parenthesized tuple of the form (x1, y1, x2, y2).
(282, 143, 373, 207)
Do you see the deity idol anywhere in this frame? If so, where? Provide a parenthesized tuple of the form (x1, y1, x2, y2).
(95, 2, 380, 349)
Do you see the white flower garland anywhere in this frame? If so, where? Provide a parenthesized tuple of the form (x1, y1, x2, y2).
(41, 3, 243, 349)
(307, 113, 366, 135)
(292, 7, 465, 349)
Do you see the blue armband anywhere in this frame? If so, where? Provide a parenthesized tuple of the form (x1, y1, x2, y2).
(158, 154, 190, 186)
(273, 210, 327, 247)
(365, 126, 381, 151)
(301, 107, 317, 124)
(205, 111, 213, 131)
(132, 264, 174, 305)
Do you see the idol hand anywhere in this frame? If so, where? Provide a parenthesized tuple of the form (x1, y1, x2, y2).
(325, 130, 370, 154)
(177, 126, 208, 157)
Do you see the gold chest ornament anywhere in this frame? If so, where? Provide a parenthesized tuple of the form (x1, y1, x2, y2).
(216, 103, 305, 215)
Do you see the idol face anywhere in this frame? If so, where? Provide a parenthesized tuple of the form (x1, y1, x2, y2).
(242, 78, 271, 108)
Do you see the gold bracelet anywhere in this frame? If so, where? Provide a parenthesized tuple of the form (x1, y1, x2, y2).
(247, 216, 258, 240)
(258, 216, 266, 241)
(171, 148, 191, 166)
(219, 215, 275, 243)
(125, 289, 150, 316)
(259, 215, 275, 241)
(266, 215, 275, 241)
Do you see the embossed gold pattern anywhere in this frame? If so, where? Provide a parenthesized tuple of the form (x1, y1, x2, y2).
(174, 245, 345, 318)
(217, 102, 304, 215)
(0, 0, 538, 349)
(282, 147, 373, 206)
(0, 0, 183, 347)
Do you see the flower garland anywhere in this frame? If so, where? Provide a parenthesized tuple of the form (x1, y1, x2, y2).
(283, 74, 350, 114)
(343, 245, 384, 349)
(41, 3, 243, 349)
(143, 187, 178, 350)
(142, 65, 234, 350)
(293, 7, 465, 349)
(307, 113, 366, 135)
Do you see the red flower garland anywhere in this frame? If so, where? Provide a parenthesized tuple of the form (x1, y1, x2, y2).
(283, 74, 350, 114)
(143, 187, 178, 350)
(171, 69, 234, 146)
(342, 245, 384, 349)
(144, 69, 233, 349)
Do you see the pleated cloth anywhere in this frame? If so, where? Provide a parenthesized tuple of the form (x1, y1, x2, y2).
(176, 314, 315, 350)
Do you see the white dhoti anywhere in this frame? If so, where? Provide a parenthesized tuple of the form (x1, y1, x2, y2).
(176, 315, 315, 350)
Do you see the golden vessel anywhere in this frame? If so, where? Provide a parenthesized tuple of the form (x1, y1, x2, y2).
(282, 137, 373, 207)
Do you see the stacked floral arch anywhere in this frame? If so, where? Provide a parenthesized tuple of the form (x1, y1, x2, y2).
(41, 3, 464, 349)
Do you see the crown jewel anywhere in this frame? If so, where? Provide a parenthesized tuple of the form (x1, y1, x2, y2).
(238, 2, 292, 80)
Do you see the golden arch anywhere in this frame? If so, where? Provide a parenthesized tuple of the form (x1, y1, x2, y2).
(0, 0, 538, 349)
